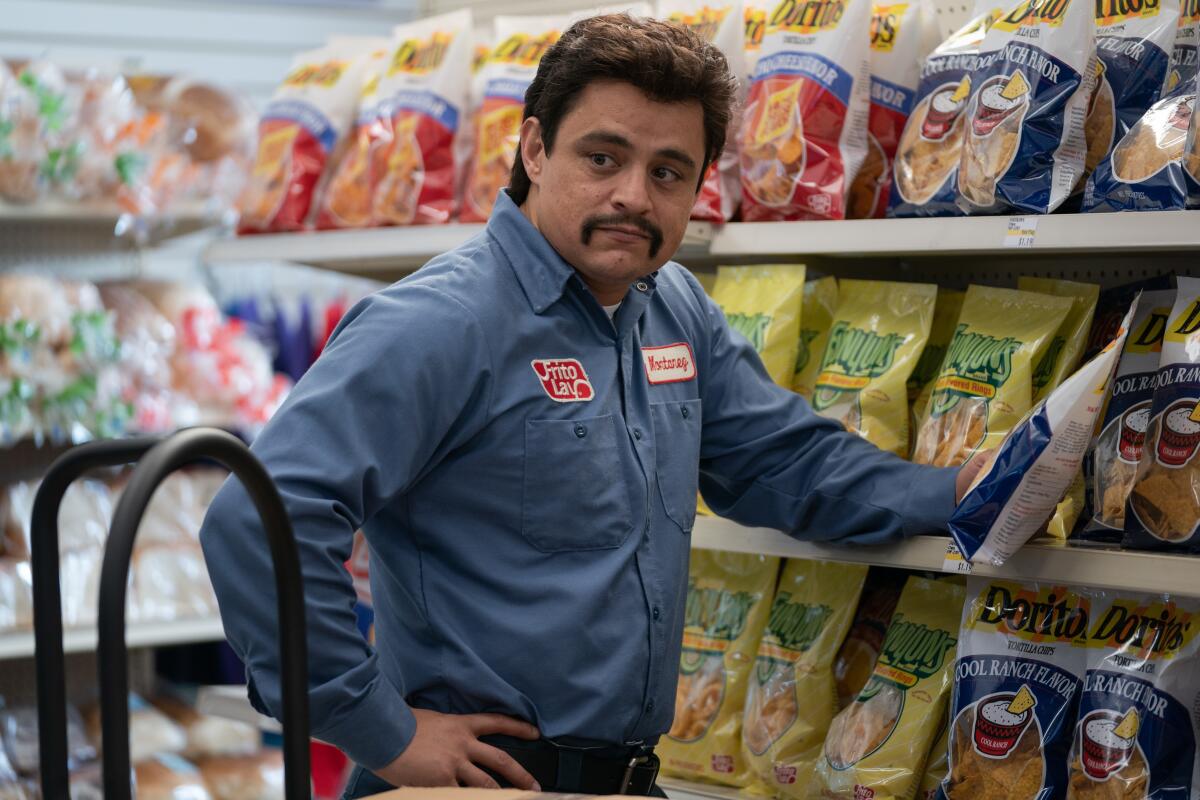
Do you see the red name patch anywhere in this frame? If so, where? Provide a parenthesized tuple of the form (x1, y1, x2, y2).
(642, 343, 697, 385)
(531, 358, 594, 403)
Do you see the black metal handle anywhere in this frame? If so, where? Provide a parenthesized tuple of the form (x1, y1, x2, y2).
(97, 428, 310, 800)
(32, 437, 160, 800)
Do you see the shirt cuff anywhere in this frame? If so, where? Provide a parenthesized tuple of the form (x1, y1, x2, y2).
(901, 463, 960, 536)
(311, 674, 417, 771)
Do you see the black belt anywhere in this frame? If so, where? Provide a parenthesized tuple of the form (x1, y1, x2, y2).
(481, 736, 660, 796)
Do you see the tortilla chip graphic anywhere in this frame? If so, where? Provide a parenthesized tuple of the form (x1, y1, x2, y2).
(951, 76, 972, 104)
(756, 80, 803, 146)
(1000, 71, 1030, 101)
(1113, 709, 1139, 739)
(1007, 685, 1036, 715)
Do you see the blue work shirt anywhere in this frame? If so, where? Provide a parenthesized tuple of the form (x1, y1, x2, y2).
(199, 190, 958, 772)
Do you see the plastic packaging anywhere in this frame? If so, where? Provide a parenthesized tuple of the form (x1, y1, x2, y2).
(85, 695, 187, 764)
(134, 754, 213, 800)
(710, 265, 807, 387)
(1, 704, 96, 775)
(791, 277, 839, 400)
(2, 478, 112, 559)
(0, 559, 32, 633)
(833, 567, 907, 709)
(197, 750, 285, 800)
(151, 695, 259, 761)
(131, 544, 218, 623)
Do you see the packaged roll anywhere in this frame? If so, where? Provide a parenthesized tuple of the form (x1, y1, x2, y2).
(197, 751, 284, 800)
(152, 696, 259, 760)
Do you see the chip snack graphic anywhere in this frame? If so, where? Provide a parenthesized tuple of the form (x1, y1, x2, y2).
(958, 72, 1031, 208)
(659, 551, 780, 788)
(815, 575, 964, 800)
(711, 265, 808, 388)
(792, 277, 839, 399)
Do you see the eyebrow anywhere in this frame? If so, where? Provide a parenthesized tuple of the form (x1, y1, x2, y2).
(577, 130, 699, 172)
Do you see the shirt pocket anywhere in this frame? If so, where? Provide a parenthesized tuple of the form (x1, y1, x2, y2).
(650, 399, 702, 534)
(522, 414, 635, 552)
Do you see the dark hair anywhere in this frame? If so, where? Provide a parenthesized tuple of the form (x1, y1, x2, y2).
(508, 13, 738, 205)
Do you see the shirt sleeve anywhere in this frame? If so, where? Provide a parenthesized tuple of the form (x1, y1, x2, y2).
(689, 279, 959, 544)
(199, 283, 493, 770)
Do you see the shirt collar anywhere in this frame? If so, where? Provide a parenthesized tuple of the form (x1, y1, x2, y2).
(487, 190, 580, 315)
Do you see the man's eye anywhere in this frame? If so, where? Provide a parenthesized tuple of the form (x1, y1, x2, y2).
(653, 166, 682, 182)
(589, 153, 615, 167)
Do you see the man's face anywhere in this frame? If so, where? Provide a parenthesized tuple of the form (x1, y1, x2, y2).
(518, 80, 706, 304)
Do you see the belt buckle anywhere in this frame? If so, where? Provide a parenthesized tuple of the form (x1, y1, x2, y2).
(618, 751, 658, 795)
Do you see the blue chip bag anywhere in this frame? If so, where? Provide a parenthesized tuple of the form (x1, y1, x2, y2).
(956, 0, 1098, 214)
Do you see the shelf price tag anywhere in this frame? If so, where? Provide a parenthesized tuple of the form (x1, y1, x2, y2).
(1003, 216, 1039, 248)
(942, 540, 974, 575)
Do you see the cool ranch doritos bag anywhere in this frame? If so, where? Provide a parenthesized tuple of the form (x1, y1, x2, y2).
(849, 0, 937, 217)
(239, 38, 382, 233)
(659, 551, 779, 788)
(941, 578, 1091, 800)
(889, 1, 1002, 217)
(461, 15, 564, 223)
(956, 0, 1098, 215)
(739, 0, 872, 221)
(661, 0, 746, 222)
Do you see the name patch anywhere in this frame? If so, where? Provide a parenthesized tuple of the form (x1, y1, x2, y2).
(642, 343, 697, 384)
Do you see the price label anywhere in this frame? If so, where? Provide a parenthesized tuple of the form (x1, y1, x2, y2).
(1003, 216, 1038, 248)
(942, 540, 974, 575)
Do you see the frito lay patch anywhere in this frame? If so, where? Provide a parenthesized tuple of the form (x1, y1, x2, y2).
(740, 0, 872, 221)
(712, 264, 808, 387)
(792, 277, 839, 399)
(941, 579, 1091, 800)
(659, 551, 780, 788)
(238, 38, 383, 233)
(810, 279, 937, 456)
(815, 575, 964, 800)
(957, 0, 1098, 214)
(743, 560, 867, 797)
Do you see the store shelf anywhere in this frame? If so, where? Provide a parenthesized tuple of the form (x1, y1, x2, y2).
(660, 777, 749, 799)
(691, 515, 1200, 597)
(0, 616, 226, 660)
(0, 200, 211, 226)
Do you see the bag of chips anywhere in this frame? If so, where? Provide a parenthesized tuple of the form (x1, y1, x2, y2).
(712, 265, 808, 387)
(238, 38, 382, 233)
(815, 575, 965, 800)
(739, 0, 872, 221)
(1079, 289, 1175, 542)
(460, 15, 565, 223)
(918, 721, 949, 800)
(1067, 590, 1200, 800)
(745, 1, 768, 74)
(792, 277, 839, 399)
(849, 0, 937, 217)
(743, 560, 868, 797)
(956, 0, 1098, 214)
(833, 567, 908, 710)
(889, 2, 1002, 217)
(810, 279, 937, 456)
(1125, 277, 1200, 550)
(942, 579, 1091, 800)
(910, 289, 966, 416)
(912, 285, 1073, 468)
(1018, 278, 1100, 405)
(660, 551, 780, 787)
(1188, 66, 1200, 204)
(661, 0, 746, 222)
(949, 298, 1135, 567)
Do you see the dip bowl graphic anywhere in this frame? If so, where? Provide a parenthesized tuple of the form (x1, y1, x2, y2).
(972, 76, 1029, 137)
(922, 85, 967, 140)
(1080, 711, 1136, 780)
(1118, 405, 1151, 463)
(1157, 400, 1200, 467)
(973, 693, 1033, 757)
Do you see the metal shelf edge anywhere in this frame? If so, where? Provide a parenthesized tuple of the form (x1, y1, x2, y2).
(0, 616, 226, 660)
(659, 777, 755, 799)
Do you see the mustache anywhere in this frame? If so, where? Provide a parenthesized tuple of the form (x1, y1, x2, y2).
(580, 214, 664, 258)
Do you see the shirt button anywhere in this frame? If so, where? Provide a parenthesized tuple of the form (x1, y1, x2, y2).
(680, 406, 690, 419)
(652, 607, 661, 621)
(633, 428, 643, 440)
(646, 700, 655, 713)
(574, 424, 587, 438)
(635, 281, 649, 292)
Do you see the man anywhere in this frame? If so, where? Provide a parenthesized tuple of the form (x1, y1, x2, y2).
(200, 14, 977, 799)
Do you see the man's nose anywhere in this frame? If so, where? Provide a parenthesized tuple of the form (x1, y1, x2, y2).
(610, 167, 653, 216)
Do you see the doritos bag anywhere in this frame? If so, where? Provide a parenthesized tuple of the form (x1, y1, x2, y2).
(889, 3, 1002, 217)
(460, 16, 564, 223)
(941, 579, 1090, 800)
(815, 575, 964, 800)
(1067, 591, 1200, 800)
(810, 279, 937, 456)
(746, 1, 768, 75)
(371, 11, 473, 227)
(1188, 66, 1200, 204)
(849, 0, 937, 218)
(743, 560, 868, 797)
(956, 0, 1098, 215)
(1081, 289, 1175, 542)
(912, 285, 1073, 468)
(948, 298, 1134, 567)
(739, 0, 872, 221)
(661, 0, 746, 222)
(712, 265, 808, 387)
(238, 38, 382, 233)
(660, 551, 780, 788)
(792, 277, 839, 399)
(910, 289, 966, 431)
(1017, 278, 1100, 404)
(1124, 277, 1200, 551)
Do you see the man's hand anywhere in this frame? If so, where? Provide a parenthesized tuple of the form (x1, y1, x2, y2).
(955, 451, 994, 503)
(374, 709, 542, 790)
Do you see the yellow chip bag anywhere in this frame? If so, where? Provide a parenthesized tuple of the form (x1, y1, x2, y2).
(912, 285, 1074, 467)
(811, 575, 960, 800)
(661, 551, 780, 788)
(712, 265, 808, 387)
(811, 279, 937, 456)
(1017, 277, 1100, 403)
(792, 277, 840, 398)
(695, 271, 717, 296)
(743, 560, 869, 797)
(814, 575, 965, 800)
(917, 721, 950, 800)
(910, 289, 966, 417)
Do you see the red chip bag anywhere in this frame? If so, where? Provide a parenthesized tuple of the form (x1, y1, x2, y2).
(740, 0, 872, 221)
(237, 38, 382, 233)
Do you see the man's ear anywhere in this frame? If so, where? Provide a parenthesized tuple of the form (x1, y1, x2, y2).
(519, 117, 546, 185)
